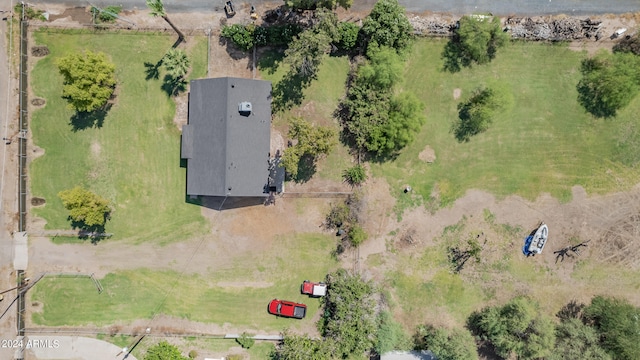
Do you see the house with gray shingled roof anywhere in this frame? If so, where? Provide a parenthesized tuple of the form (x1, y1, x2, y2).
(181, 77, 272, 197)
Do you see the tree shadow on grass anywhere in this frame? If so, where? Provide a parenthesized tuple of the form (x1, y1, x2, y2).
(144, 59, 163, 80)
(69, 103, 112, 132)
(441, 36, 472, 73)
(161, 75, 188, 97)
(257, 49, 284, 75)
(287, 154, 317, 183)
(69, 219, 109, 244)
(576, 81, 618, 118)
(272, 72, 313, 113)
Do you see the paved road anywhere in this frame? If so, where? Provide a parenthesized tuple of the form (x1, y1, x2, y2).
(24, 336, 138, 360)
(29, 0, 640, 15)
(0, 0, 18, 355)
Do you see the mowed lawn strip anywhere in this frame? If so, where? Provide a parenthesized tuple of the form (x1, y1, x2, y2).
(29, 31, 208, 244)
(375, 39, 640, 210)
(30, 233, 338, 330)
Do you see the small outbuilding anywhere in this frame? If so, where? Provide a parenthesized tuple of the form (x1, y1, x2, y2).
(181, 77, 272, 198)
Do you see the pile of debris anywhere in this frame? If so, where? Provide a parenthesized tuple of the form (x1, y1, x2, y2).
(506, 17, 603, 41)
(408, 15, 457, 36)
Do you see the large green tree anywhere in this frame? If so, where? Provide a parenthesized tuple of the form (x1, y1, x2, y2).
(358, 45, 404, 89)
(58, 186, 111, 228)
(318, 269, 377, 358)
(468, 296, 555, 360)
(163, 48, 190, 79)
(457, 15, 508, 64)
(146, 0, 186, 42)
(284, 28, 332, 79)
(577, 50, 640, 118)
(57, 50, 116, 113)
(583, 296, 640, 360)
(144, 341, 189, 360)
(341, 45, 425, 156)
(281, 117, 336, 180)
(360, 0, 413, 54)
(454, 86, 504, 142)
(415, 325, 479, 360)
(273, 331, 334, 360)
(550, 318, 611, 360)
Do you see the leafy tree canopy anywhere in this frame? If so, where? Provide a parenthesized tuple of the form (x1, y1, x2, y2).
(457, 15, 508, 64)
(577, 50, 640, 118)
(163, 48, 191, 79)
(221, 24, 255, 51)
(454, 86, 504, 142)
(337, 22, 360, 51)
(375, 311, 412, 355)
(358, 45, 404, 89)
(284, 28, 332, 78)
(146, 0, 185, 41)
(342, 164, 367, 187)
(415, 324, 479, 360)
(274, 331, 334, 360)
(361, 0, 413, 54)
(319, 269, 377, 358)
(550, 318, 611, 360)
(144, 341, 189, 360)
(57, 50, 116, 113)
(468, 296, 555, 360)
(58, 186, 111, 228)
(285, 0, 352, 10)
(583, 296, 640, 360)
(342, 46, 425, 156)
(281, 117, 336, 180)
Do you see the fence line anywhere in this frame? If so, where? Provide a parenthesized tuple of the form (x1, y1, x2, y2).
(22, 328, 283, 341)
(282, 192, 351, 198)
(33, 23, 219, 36)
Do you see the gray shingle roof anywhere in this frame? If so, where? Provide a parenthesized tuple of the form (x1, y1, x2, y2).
(181, 77, 272, 197)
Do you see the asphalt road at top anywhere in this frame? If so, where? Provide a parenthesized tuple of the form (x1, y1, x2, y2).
(28, 0, 640, 16)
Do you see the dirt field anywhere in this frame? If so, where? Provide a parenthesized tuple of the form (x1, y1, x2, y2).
(8, 3, 640, 358)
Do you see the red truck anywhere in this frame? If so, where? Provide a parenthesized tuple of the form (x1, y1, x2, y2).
(268, 299, 307, 319)
(301, 280, 327, 297)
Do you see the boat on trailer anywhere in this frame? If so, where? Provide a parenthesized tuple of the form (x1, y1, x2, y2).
(523, 223, 548, 256)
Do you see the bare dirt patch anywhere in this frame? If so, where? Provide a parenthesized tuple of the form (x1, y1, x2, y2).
(47, 6, 94, 24)
(172, 94, 188, 130)
(30, 46, 49, 57)
(31, 197, 46, 206)
(453, 88, 462, 100)
(418, 145, 436, 163)
(31, 98, 45, 106)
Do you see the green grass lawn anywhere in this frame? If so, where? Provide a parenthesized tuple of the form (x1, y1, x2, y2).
(31, 233, 338, 330)
(29, 30, 208, 244)
(375, 39, 640, 212)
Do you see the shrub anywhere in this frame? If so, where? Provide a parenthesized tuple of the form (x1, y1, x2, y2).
(337, 22, 360, 50)
(221, 24, 255, 51)
(342, 164, 367, 186)
(236, 332, 255, 349)
(92, 5, 122, 23)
